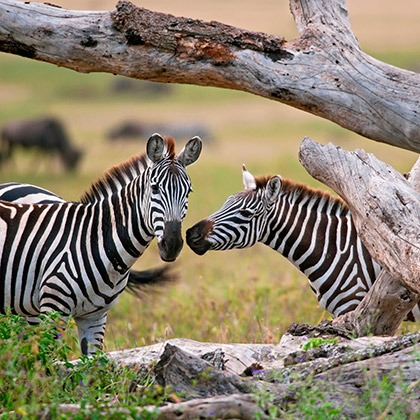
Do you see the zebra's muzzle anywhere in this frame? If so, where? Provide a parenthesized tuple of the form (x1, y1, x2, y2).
(186, 220, 212, 255)
(158, 220, 184, 262)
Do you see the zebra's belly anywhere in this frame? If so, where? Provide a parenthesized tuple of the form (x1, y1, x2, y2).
(39, 264, 129, 319)
(1, 257, 128, 321)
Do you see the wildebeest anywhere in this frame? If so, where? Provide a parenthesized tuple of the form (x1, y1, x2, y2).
(0, 116, 83, 171)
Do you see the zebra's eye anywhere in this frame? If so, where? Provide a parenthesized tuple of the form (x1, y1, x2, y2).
(151, 184, 159, 194)
(238, 209, 254, 218)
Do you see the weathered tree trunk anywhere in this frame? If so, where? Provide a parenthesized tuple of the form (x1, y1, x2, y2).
(339, 157, 420, 335)
(0, 0, 419, 152)
(299, 138, 420, 335)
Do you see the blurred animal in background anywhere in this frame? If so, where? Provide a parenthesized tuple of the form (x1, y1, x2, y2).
(107, 120, 213, 144)
(0, 116, 83, 171)
(111, 77, 173, 97)
(107, 120, 148, 141)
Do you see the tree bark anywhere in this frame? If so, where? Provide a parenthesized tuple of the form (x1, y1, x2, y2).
(0, 0, 419, 152)
(335, 157, 420, 335)
(299, 138, 420, 335)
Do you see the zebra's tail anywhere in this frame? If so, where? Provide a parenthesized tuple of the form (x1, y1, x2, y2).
(126, 265, 178, 298)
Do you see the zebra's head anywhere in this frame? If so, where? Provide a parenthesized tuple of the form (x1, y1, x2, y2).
(146, 134, 202, 262)
(186, 165, 281, 255)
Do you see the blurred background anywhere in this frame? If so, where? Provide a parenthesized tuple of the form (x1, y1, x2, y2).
(1, 0, 419, 354)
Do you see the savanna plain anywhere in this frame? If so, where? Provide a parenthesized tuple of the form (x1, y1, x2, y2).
(0, 0, 419, 359)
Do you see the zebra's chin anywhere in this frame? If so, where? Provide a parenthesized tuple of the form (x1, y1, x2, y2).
(188, 241, 211, 255)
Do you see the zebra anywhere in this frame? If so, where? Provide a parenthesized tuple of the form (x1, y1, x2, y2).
(186, 165, 420, 322)
(0, 183, 177, 295)
(0, 133, 202, 354)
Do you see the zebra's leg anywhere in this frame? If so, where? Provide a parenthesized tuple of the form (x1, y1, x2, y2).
(74, 313, 108, 356)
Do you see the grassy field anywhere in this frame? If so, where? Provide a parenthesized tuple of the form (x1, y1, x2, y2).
(0, 0, 419, 356)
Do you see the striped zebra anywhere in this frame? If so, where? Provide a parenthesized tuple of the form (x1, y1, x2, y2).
(0, 183, 176, 295)
(186, 165, 420, 322)
(0, 133, 202, 354)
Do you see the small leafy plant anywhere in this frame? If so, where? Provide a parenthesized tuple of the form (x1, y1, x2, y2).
(301, 337, 339, 351)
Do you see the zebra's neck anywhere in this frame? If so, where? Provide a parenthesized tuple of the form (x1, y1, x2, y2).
(98, 174, 154, 274)
(261, 188, 348, 264)
(259, 185, 380, 316)
(81, 153, 150, 204)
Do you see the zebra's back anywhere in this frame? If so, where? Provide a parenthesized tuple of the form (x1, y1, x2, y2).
(0, 182, 64, 204)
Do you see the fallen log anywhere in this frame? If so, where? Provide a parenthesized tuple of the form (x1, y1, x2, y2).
(51, 329, 419, 418)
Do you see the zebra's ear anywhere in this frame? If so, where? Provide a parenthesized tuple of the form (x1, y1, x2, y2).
(178, 136, 202, 167)
(147, 133, 165, 163)
(242, 164, 256, 190)
(265, 176, 282, 204)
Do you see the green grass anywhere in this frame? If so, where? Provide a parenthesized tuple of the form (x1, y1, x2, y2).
(0, 312, 172, 418)
(0, 47, 418, 361)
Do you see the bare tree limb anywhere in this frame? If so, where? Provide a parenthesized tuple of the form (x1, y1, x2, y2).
(0, 0, 419, 152)
(47, 334, 420, 418)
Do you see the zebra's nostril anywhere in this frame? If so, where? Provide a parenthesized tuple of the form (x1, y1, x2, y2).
(191, 231, 202, 241)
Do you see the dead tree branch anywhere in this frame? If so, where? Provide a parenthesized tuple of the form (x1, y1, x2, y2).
(336, 157, 420, 335)
(0, 0, 419, 151)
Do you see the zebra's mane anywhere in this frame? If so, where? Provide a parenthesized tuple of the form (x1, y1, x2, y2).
(80, 137, 177, 204)
(253, 175, 348, 211)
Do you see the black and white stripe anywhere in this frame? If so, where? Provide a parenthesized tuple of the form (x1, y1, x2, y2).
(0, 182, 64, 204)
(187, 165, 419, 321)
(0, 134, 202, 354)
